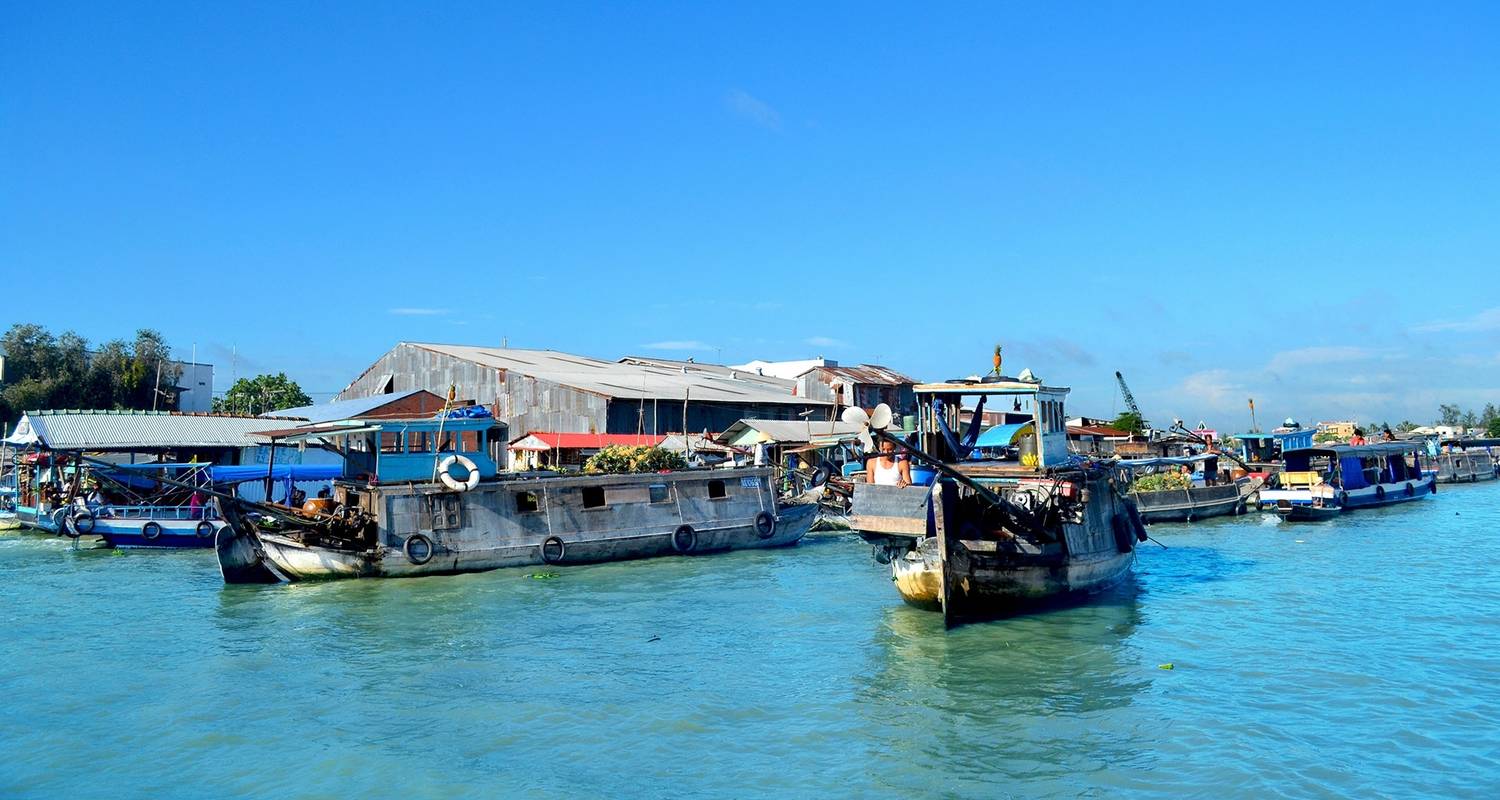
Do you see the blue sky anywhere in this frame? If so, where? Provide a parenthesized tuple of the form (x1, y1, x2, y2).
(4, 2, 1498, 428)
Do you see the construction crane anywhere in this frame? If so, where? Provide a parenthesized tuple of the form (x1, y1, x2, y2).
(1114, 371, 1147, 431)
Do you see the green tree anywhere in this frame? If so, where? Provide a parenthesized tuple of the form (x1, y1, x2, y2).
(214, 373, 312, 416)
(0, 324, 182, 423)
(1396, 420, 1419, 433)
(1110, 411, 1145, 436)
(1489, 417, 1500, 438)
(1438, 404, 1462, 426)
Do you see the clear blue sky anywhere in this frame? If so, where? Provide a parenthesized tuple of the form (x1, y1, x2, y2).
(4, 2, 1498, 428)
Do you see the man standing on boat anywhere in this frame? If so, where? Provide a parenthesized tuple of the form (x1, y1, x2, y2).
(865, 439, 911, 487)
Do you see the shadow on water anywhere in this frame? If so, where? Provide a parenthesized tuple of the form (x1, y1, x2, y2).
(851, 575, 1157, 790)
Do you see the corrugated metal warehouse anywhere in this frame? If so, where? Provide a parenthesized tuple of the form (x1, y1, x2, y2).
(337, 343, 833, 445)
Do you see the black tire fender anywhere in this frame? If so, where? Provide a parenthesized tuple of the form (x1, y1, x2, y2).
(195, 520, 216, 538)
(540, 536, 566, 564)
(404, 533, 436, 565)
(672, 525, 696, 554)
(141, 521, 163, 541)
(72, 509, 96, 535)
(754, 511, 776, 539)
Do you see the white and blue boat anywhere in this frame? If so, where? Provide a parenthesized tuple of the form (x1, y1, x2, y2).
(1259, 442, 1436, 520)
(64, 462, 341, 548)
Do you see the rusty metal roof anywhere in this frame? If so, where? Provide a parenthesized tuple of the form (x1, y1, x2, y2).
(806, 364, 918, 385)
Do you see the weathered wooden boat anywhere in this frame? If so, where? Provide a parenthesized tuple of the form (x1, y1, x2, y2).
(1258, 442, 1436, 519)
(1433, 439, 1499, 484)
(1117, 454, 1260, 523)
(851, 370, 1145, 627)
(215, 413, 814, 583)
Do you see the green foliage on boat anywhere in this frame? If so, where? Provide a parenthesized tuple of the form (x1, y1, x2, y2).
(583, 446, 687, 475)
(1132, 471, 1193, 493)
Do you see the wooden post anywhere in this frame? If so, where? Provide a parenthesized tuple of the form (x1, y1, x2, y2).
(264, 439, 277, 505)
(933, 479, 959, 629)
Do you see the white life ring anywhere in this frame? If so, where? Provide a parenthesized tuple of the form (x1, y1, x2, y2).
(437, 455, 480, 492)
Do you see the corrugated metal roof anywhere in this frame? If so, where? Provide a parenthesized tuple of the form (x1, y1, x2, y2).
(10, 410, 288, 451)
(266, 389, 428, 424)
(806, 364, 919, 385)
(715, 418, 863, 445)
(409, 343, 829, 406)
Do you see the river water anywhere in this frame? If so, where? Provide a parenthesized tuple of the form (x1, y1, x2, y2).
(3, 484, 1498, 799)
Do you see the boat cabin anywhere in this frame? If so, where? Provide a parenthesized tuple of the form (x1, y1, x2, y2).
(912, 378, 1072, 470)
(1280, 442, 1427, 491)
(256, 413, 509, 485)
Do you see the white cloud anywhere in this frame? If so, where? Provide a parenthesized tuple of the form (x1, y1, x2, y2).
(1264, 346, 1376, 372)
(804, 336, 849, 349)
(388, 308, 450, 316)
(1411, 306, 1500, 333)
(1173, 369, 1248, 412)
(725, 89, 781, 131)
(643, 340, 715, 351)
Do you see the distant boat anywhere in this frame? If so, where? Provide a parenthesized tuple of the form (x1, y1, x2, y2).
(851, 372, 1144, 627)
(215, 413, 814, 583)
(1259, 442, 1436, 520)
(1432, 438, 1499, 484)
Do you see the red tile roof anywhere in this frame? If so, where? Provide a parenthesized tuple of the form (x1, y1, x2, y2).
(509, 432, 665, 451)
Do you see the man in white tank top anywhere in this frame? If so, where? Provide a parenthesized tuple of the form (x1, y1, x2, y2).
(866, 439, 911, 487)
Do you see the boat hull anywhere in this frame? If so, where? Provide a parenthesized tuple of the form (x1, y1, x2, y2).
(218, 470, 816, 584)
(855, 472, 1141, 623)
(1134, 479, 1256, 523)
(1434, 452, 1498, 484)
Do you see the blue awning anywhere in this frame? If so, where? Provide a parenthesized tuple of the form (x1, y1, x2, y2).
(209, 465, 344, 484)
(975, 422, 1035, 448)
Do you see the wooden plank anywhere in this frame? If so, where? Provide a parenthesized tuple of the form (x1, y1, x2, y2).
(933, 481, 958, 629)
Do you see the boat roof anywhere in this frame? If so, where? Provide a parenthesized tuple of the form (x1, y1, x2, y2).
(974, 422, 1034, 448)
(914, 378, 1068, 395)
(4, 410, 296, 451)
(1440, 437, 1500, 447)
(1282, 442, 1421, 458)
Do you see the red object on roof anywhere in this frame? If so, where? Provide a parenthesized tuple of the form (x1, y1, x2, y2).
(510, 432, 665, 451)
(1067, 425, 1130, 438)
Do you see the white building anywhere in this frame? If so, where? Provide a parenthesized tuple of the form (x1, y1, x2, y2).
(173, 361, 215, 413)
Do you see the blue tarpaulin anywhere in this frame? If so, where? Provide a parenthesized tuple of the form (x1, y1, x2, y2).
(975, 422, 1034, 449)
(444, 406, 494, 419)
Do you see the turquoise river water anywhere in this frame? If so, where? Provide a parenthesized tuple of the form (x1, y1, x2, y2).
(3, 484, 1498, 799)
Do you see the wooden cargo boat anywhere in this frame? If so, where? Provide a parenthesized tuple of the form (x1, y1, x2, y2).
(1117, 454, 1260, 523)
(851, 369, 1145, 627)
(1433, 439, 1499, 484)
(1258, 442, 1436, 520)
(215, 414, 813, 583)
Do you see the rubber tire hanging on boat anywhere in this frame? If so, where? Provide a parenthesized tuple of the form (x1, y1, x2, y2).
(540, 536, 566, 564)
(672, 525, 696, 554)
(873, 546, 893, 565)
(1405, 482, 1415, 497)
(403, 532, 435, 565)
(1375, 485, 1386, 501)
(754, 511, 776, 539)
(437, 455, 481, 492)
(141, 521, 163, 541)
(71, 509, 96, 535)
(195, 520, 216, 538)
(1338, 491, 1349, 506)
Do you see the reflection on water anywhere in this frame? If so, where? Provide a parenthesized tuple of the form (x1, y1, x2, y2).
(4, 487, 1500, 798)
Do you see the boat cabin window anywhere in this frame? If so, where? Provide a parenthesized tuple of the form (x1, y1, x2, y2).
(515, 491, 540, 513)
(581, 486, 606, 509)
(707, 479, 727, 499)
(407, 431, 431, 453)
(380, 432, 403, 453)
(649, 483, 671, 504)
